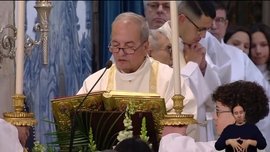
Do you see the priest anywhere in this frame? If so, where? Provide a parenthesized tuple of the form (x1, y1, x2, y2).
(77, 12, 197, 116)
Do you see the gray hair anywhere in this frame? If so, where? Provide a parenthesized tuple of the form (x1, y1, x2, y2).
(111, 12, 149, 43)
(149, 29, 168, 50)
(143, 1, 181, 9)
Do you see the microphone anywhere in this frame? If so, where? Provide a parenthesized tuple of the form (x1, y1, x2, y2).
(69, 60, 113, 152)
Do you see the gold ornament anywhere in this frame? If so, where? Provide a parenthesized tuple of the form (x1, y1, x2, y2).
(3, 94, 38, 126)
(160, 94, 198, 126)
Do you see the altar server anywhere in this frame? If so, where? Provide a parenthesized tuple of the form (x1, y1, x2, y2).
(159, 1, 229, 142)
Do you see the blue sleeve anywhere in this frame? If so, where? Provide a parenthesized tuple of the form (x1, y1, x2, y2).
(253, 125, 267, 150)
(215, 126, 230, 150)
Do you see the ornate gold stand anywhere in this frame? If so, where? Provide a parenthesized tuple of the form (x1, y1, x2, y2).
(3, 94, 38, 152)
(160, 94, 198, 126)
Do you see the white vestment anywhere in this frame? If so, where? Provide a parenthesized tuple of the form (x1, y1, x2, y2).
(0, 119, 23, 152)
(220, 41, 270, 152)
(159, 133, 265, 152)
(199, 32, 232, 84)
(221, 41, 270, 90)
(78, 56, 197, 117)
(257, 64, 270, 83)
(159, 21, 222, 142)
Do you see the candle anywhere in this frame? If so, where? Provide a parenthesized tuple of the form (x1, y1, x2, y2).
(16, 1, 25, 94)
(170, 1, 181, 94)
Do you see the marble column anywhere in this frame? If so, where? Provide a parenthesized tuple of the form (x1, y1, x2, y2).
(0, 1, 15, 118)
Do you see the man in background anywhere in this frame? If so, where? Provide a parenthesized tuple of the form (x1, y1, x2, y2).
(143, 1, 172, 29)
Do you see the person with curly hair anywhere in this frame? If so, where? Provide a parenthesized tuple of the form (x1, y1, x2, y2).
(159, 80, 269, 152)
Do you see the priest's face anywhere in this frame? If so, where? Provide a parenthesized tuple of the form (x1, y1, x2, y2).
(213, 101, 235, 135)
(179, 14, 213, 45)
(110, 21, 149, 73)
(144, 1, 171, 29)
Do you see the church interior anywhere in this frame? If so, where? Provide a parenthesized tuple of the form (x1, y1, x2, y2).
(0, 1, 270, 152)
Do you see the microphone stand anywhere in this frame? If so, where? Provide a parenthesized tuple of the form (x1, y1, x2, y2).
(68, 60, 112, 152)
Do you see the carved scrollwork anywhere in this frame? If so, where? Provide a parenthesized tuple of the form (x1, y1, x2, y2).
(57, 102, 73, 114)
(0, 24, 17, 68)
(24, 23, 42, 57)
(3, 94, 38, 127)
(0, 0, 53, 68)
(147, 101, 161, 113)
(81, 96, 103, 111)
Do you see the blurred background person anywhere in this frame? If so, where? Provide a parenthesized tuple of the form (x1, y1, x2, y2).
(143, 1, 173, 29)
(208, 1, 270, 88)
(250, 23, 270, 82)
(224, 25, 252, 55)
(148, 29, 172, 67)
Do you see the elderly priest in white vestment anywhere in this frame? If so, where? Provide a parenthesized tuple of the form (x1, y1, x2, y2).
(0, 119, 24, 152)
(77, 12, 198, 120)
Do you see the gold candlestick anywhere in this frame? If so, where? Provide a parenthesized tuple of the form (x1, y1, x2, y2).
(160, 94, 197, 126)
(160, 1, 198, 126)
(3, 94, 38, 152)
(3, 94, 38, 126)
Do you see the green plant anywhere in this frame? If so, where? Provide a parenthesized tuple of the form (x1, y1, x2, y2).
(44, 101, 150, 151)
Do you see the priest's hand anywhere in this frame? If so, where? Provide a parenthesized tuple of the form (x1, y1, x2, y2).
(183, 43, 206, 70)
(16, 126, 30, 147)
(161, 125, 188, 137)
